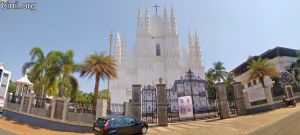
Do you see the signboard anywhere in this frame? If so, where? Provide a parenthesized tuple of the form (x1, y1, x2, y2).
(247, 88, 266, 102)
(178, 96, 193, 118)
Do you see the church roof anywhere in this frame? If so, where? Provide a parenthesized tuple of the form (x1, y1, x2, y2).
(231, 46, 299, 76)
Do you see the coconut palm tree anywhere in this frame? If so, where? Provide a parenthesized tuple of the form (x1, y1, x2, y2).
(247, 57, 279, 88)
(211, 61, 228, 83)
(23, 48, 79, 98)
(206, 69, 217, 101)
(290, 51, 300, 82)
(206, 62, 234, 101)
(99, 89, 111, 100)
(43, 50, 79, 98)
(79, 52, 117, 111)
(206, 69, 216, 88)
(22, 47, 48, 97)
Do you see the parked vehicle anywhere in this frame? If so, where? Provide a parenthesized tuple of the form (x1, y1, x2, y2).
(283, 97, 296, 107)
(93, 115, 148, 135)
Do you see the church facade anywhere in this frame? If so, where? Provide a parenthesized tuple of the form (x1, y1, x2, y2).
(110, 6, 205, 104)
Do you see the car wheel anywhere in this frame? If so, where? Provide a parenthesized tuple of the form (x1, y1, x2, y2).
(141, 126, 148, 134)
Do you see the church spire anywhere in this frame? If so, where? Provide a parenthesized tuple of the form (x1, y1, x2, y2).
(115, 31, 121, 46)
(164, 5, 170, 35)
(121, 33, 127, 56)
(170, 5, 178, 36)
(188, 31, 193, 46)
(194, 31, 199, 46)
(114, 31, 121, 64)
(137, 7, 144, 35)
(145, 7, 151, 35)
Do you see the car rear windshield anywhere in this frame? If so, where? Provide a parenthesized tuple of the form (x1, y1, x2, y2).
(96, 118, 108, 128)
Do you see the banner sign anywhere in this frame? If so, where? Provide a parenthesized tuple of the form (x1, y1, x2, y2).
(178, 96, 193, 118)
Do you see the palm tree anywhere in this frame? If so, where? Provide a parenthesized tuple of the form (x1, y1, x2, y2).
(22, 47, 48, 97)
(23, 48, 79, 98)
(79, 52, 117, 111)
(224, 73, 235, 86)
(206, 69, 217, 101)
(99, 89, 111, 100)
(50, 50, 79, 97)
(211, 61, 228, 83)
(290, 51, 300, 82)
(247, 57, 279, 88)
(206, 62, 234, 101)
(206, 69, 216, 88)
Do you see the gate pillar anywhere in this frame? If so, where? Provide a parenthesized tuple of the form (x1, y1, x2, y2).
(124, 100, 133, 117)
(233, 82, 247, 115)
(216, 83, 230, 119)
(157, 84, 168, 126)
(132, 84, 142, 120)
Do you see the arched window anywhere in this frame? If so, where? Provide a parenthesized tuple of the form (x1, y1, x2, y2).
(156, 44, 161, 56)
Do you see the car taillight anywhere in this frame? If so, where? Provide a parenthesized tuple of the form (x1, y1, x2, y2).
(103, 120, 109, 131)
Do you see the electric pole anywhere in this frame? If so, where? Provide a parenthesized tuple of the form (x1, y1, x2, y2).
(107, 31, 113, 113)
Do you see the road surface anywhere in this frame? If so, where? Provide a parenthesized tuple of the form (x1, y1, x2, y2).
(248, 107, 300, 135)
(0, 112, 17, 135)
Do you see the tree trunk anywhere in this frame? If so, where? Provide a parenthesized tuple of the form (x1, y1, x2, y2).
(259, 77, 266, 88)
(93, 73, 100, 112)
(260, 77, 270, 103)
(59, 77, 65, 97)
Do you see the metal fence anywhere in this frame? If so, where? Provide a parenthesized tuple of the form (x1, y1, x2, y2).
(31, 97, 51, 109)
(8, 95, 22, 104)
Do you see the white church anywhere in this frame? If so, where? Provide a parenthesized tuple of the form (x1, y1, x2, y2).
(110, 5, 205, 104)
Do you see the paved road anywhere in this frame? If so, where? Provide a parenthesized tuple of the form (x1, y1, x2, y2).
(0, 112, 17, 135)
(0, 128, 17, 135)
(248, 108, 300, 135)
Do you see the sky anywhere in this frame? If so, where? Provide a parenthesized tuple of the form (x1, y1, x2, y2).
(0, 0, 299, 93)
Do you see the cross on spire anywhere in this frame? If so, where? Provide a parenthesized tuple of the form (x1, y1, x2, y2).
(152, 4, 160, 14)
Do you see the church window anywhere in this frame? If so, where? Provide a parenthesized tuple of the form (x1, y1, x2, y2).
(247, 82, 252, 87)
(253, 79, 257, 85)
(156, 44, 161, 56)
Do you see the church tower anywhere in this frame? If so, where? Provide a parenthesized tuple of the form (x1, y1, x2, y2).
(121, 33, 127, 57)
(170, 6, 178, 36)
(163, 5, 170, 35)
(110, 4, 206, 104)
(189, 31, 205, 79)
(144, 7, 151, 35)
(114, 32, 121, 64)
(137, 7, 144, 35)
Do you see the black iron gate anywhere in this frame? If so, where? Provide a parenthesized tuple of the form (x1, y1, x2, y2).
(141, 70, 238, 123)
(166, 86, 180, 122)
(165, 70, 223, 122)
(166, 81, 220, 122)
(141, 85, 157, 124)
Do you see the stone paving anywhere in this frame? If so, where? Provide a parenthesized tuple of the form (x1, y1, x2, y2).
(147, 105, 300, 135)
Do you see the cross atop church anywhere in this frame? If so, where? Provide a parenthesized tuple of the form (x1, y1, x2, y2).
(152, 4, 160, 14)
